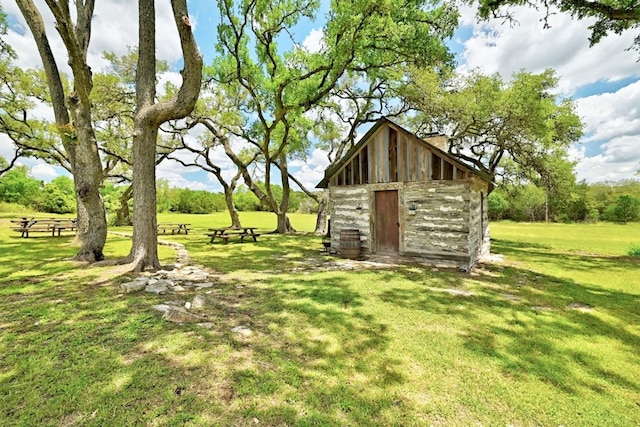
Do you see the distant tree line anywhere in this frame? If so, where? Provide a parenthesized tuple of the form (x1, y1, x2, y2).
(488, 180, 640, 224)
(0, 165, 76, 214)
(0, 165, 315, 222)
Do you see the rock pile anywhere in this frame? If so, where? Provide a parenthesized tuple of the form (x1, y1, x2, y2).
(119, 264, 216, 322)
(108, 232, 254, 334)
(119, 263, 252, 334)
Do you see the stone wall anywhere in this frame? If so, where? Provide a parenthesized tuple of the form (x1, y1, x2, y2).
(402, 181, 472, 268)
(329, 185, 371, 254)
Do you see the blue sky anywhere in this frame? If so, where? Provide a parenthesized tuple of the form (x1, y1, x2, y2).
(1, 0, 639, 192)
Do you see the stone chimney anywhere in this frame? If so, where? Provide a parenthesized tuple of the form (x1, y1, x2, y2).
(424, 134, 449, 152)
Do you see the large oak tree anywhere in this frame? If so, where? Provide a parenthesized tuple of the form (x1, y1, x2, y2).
(405, 68, 583, 193)
(211, 0, 458, 233)
(15, 0, 107, 262)
(122, 0, 202, 271)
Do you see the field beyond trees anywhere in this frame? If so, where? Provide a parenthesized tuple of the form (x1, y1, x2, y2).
(0, 213, 638, 426)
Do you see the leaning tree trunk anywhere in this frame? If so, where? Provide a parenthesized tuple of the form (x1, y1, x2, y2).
(272, 158, 323, 234)
(216, 168, 242, 228)
(115, 185, 133, 226)
(224, 185, 242, 228)
(69, 100, 108, 261)
(17, 0, 107, 263)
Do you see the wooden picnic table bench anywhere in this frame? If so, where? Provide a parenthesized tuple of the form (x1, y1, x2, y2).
(157, 222, 191, 235)
(10, 218, 77, 238)
(205, 227, 261, 244)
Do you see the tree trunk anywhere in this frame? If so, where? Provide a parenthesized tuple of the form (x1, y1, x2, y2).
(213, 163, 242, 228)
(17, 0, 107, 263)
(115, 185, 133, 226)
(216, 126, 293, 232)
(272, 158, 322, 233)
(545, 192, 549, 223)
(69, 102, 107, 261)
(221, 136, 275, 213)
(73, 126, 107, 262)
(122, 0, 160, 271)
(224, 182, 242, 228)
(174, 119, 243, 228)
(276, 153, 295, 233)
(123, 0, 202, 271)
(314, 189, 329, 234)
(129, 123, 161, 271)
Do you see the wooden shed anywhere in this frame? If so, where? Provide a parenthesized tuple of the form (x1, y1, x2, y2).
(316, 118, 491, 270)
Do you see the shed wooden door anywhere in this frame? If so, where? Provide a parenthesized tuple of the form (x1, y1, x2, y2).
(375, 190, 399, 253)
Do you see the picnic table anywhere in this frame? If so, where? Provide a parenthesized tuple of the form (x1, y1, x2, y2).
(157, 223, 191, 235)
(205, 227, 261, 244)
(10, 217, 78, 238)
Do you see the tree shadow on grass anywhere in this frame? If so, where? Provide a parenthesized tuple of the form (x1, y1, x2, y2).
(187, 232, 640, 416)
(3, 230, 639, 425)
(0, 254, 407, 425)
(185, 232, 329, 275)
(197, 273, 408, 425)
(375, 248, 640, 401)
(493, 238, 640, 274)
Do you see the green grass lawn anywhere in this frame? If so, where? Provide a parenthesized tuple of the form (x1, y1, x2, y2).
(0, 213, 638, 426)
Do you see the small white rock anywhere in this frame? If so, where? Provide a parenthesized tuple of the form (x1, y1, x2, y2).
(231, 325, 252, 336)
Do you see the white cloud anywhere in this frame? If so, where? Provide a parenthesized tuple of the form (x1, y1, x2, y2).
(30, 163, 60, 181)
(458, 5, 640, 95)
(0, 135, 17, 160)
(292, 163, 326, 191)
(573, 136, 640, 182)
(576, 81, 640, 140)
(569, 82, 640, 182)
(458, 4, 640, 184)
(5, 0, 186, 74)
(302, 28, 325, 53)
(291, 148, 331, 190)
(156, 157, 208, 190)
(290, 148, 330, 170)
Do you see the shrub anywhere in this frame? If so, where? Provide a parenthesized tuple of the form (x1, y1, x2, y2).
(36, 187, 75, 214)
(0, 201, 30, 214)
(628, 245, 640, 257)
(611, 195, 640, 224)
(585, 208, 600, 223)
(487, 192, 509, 220)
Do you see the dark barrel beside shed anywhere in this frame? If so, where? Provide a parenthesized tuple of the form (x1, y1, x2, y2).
(340, 229, 361, 259)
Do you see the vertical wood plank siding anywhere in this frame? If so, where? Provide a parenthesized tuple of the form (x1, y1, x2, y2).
(330, 126, 468, 187)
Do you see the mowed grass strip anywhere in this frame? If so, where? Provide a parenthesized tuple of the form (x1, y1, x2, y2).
(0, 213, 638, 426)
